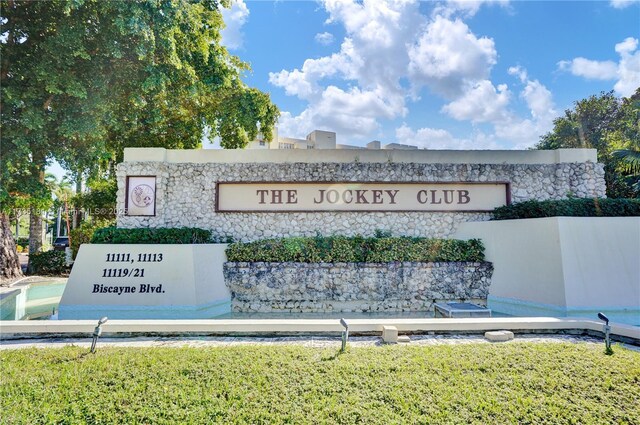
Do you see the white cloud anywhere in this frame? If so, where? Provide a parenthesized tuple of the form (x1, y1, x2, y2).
(272, 0, 425, 139)
(442, 80, 510, 123)
(558, 37, 640, 97)
(434, 67, 556, 148)
(507, 65, 527, 83)
(271, 0, 545, 148)
(615, 38, 640, 96)
(493, 119, 542, 149)
(408, 16, 497, 98)
(319, 86, 400, 120)
(276, 111, 310, 140)
(616, 37, 638, 54)
(557, 58, 618, 80)
(220, 0, 249, 50)
(521, 79, 555, 122)
(609, 0, 640, 8)
(269, 69, 319, 99)
(435, 0, 510, 18)
(315, 32, 335, 45)
(269, 49, 350, 100)
(322, 0, 425, 90)
(492, 67, 557, 148)
(395, 124, 501, 149)
(278, 85, 404, 139)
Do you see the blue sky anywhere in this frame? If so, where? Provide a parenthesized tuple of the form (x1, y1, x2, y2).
(48, 0, 639, 179)
(218, 0, 640, 149)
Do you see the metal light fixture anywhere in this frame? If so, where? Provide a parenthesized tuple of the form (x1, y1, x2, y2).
(90, 317, 109, 354)
(597, 312, 613, 354)
(340, 318, 349, 352)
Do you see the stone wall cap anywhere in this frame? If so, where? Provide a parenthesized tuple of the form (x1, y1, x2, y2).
(123, 147, 598, 165)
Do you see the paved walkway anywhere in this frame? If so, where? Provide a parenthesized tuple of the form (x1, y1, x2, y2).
(3, 334, 637, 351)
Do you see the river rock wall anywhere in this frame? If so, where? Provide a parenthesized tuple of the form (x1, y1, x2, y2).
(223, 261, 494, 313)
(117, 161, 606, 242)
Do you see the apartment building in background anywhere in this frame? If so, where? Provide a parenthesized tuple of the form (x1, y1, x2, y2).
(246, 129, 419, 150)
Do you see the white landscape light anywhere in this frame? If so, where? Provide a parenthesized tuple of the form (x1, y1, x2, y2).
(597, 312, 613, 354)
(90, 317, 109, 354)
(340, 318, 349, 352)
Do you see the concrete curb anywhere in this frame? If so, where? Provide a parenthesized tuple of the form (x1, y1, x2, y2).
(2, 317, 638, 343)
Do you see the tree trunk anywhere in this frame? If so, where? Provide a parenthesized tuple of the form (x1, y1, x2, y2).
(13, 211, 20, 238)
(27, 152, 46, 274)
(73, 176, 82, 229)
(28, 205, 43, 251)
(1, 213, 23, 281)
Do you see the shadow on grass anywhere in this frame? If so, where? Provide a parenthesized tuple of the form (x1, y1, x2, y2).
(51, 350, 98, 364)
(321, 349, 348, 361)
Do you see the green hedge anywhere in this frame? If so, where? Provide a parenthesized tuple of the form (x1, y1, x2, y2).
(492, 198, 640, 220)
(90, 227, 222, 244)
(29, 250, 67, 275)
(70, 220, 115, 259)
(226, 236, 485, 263)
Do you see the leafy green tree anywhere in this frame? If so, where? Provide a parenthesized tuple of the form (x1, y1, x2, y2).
(610, 92, 640, 195)
(1, 0, 279, 275)
(73, 177, 118, 222)
(536, 89, 640, 198)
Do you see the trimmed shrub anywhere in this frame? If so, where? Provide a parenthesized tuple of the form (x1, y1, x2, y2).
(29, 250, 67, 275)
(492, 198, 640, 220)
(226, 236, 485, 263)
(70, 220, 115, 259)
(90, 227, 228, 244)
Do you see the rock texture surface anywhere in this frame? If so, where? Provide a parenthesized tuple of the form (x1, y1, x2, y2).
(117, 161, 606, 241)
(224, 261, 493, 313)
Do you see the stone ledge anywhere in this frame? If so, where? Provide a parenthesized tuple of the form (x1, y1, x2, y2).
(2, 318, 638, 342)
(123, 147, 598, 165)
(485, 330, 515, 342)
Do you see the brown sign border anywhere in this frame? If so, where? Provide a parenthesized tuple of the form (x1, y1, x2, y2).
(215, 181, 511, 213)
(125, 175, 157, 217)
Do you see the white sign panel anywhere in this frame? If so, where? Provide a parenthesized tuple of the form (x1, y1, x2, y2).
(216, 182, 510, 212)
(58, 244, 230, 319)
(126, 176, 156, 216)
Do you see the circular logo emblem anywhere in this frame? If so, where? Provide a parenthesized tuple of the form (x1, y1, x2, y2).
(131, 184, 155, 208)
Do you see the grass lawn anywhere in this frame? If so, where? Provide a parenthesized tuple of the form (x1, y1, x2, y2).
(1, 342, 639, 424)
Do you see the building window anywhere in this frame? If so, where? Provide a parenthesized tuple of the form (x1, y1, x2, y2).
(259, 141, 265, 146)
(307, 145, 314, 149)
(279, 143, 294, 149)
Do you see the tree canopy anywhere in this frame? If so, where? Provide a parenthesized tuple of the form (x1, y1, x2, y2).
(1, 0, 279, 203)
(536, 89, 640, 198)
(0, 0, 279, 276)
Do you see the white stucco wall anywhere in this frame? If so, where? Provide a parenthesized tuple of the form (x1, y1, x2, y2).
(455, 217, 640, 325)
(558, 218, 639, 308)
(458, 218, 567, 306)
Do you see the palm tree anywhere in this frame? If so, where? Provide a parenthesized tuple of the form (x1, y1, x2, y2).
(612, 149, 640, 173)
(612, 149, 640, 194)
